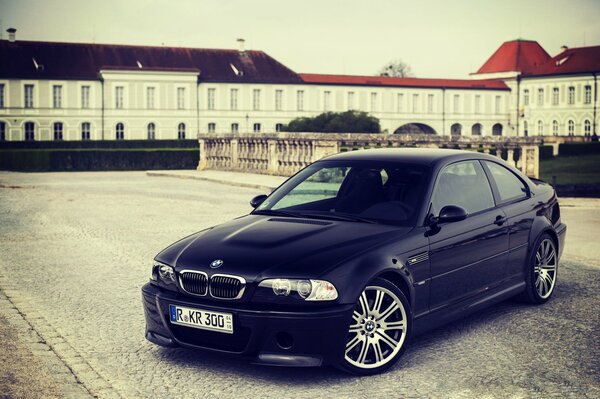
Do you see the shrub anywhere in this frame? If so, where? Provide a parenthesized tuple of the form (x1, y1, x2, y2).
(558, 143, 600, 157)
(282, 111, 381, 133)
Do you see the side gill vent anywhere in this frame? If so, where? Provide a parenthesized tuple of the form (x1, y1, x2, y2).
(268, 218, 331, 226)
(407, 252, 429, 266)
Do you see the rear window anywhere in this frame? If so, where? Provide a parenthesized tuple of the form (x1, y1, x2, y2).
(484, 161, 528, 203)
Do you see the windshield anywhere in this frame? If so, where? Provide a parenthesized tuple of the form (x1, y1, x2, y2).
(254, 160, 430, 226)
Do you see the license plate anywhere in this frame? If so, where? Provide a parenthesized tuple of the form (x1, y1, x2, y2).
(169, 304, 233, 334)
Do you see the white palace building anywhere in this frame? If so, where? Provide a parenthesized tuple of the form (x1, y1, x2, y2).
(0, 28, 598, 141)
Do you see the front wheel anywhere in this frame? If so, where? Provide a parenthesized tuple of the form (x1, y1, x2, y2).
(338, 278, 411, 375)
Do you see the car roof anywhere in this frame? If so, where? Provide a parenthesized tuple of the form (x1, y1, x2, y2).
(320, 148, 496, 166)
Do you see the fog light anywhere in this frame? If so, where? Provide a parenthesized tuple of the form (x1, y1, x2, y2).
(272, 279, 291, 296)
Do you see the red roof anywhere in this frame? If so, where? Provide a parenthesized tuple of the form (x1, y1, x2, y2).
(475, 40, 551, 75)
(300, 73, 509, 90)
(528, 45, 600, 76)
(0, 40, 302, 84)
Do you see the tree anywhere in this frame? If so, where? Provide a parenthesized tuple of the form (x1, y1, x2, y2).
(378, 59, 413, 78)
(282, 111, 381, 133)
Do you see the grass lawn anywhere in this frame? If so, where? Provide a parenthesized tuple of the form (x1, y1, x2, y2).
(540, 154, 600, 185)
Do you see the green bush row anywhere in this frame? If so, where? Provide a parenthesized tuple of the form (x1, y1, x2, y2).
(0, 149, 199, 172)
(539, 145, 554, 160)
(0, 139, 199, 150)
(558, 142, 600, 157)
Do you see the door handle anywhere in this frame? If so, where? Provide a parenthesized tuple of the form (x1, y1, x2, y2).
(494, 215, 507, 226)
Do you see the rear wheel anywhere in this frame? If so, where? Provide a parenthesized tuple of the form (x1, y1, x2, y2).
(519, 233, 558, 304)
(338, 278, 411, 375)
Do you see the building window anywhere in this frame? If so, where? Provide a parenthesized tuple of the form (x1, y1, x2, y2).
(146, 87, 155, 109)
(552, 120, 559, 136)
(0, 121, 5, 141)
(81, 122, 91, 140)
(523, 89, 529, 106)
(537, 120, 544, 135)
(24, 122, 35, 141)
(230, 88, 238, 110)
(53, 122, 63, 140)
(253, 89, 261, 110)
(537, 88, 544, 106)
(147, 122, 156, 140)
(347, 92, 355, 110)
(397, 93, 404, 112)
(177, 87, 186, 110)
(370, 92, 378, 112)
(208, 123, 216, 133)
(253, 123, 261, 133)
(567, 120, 575, 136)
(552, 87, 559, 106)
(495, 96, 501, 114)
(115, 122, 124, 140)
(178, 123, 186, 139)
(584, 120, 592, 136)
(231, 123, 239, 133)
(453, 94, 460, 114)
(323, 91, 331, 111)
(275, 123, 283, 132)
(523, 120, 528, 136)
(275, 89, 283, 111)
(53, 85, 62, 108)
(24, 84, 34, 108)
(115, 86, 124, 109)
(0, 84, 5, 108)
(568, 86, 575, 105)
(207, 88, 215, 110)
(584, 85, 592, 104)
(81, 86, 90, 109)
(474, 95, 481, 114)
(412, 94, 419, 113)
(427, 94, 434, 113)
(297, 90, 304, 111)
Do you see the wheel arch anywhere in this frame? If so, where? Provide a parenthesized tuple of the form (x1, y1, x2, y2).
(376, 270, 414, 309)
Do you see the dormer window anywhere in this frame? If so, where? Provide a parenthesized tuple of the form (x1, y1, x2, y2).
(230, 63, 243, 76)
(32, 57, 44, 71)
(136, 60, 143, 69)
(556, 56, 569, 66)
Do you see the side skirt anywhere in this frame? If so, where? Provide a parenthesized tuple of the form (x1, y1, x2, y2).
(411, 280, 526, 336)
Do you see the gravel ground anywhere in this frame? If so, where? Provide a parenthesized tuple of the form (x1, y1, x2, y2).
(0, 171, 598, 399)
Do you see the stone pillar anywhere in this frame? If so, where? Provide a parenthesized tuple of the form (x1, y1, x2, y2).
(506, 149, 515, 166)
(230, 139, 239, 169)
(197, 139, 208, 170)
(521, 145, 539, 178)
(267, 139, 279, 174)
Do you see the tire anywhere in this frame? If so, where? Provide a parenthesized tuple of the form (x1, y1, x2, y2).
(337, 278, 412, 375)
(517, 233, 559, 304)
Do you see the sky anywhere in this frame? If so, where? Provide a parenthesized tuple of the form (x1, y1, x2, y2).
(1, 0, 599, 79)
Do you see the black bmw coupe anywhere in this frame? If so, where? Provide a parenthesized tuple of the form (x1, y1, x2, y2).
(142, 148, 566, 375)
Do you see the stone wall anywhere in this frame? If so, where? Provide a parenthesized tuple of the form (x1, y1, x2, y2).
(198, 132, 543, 178)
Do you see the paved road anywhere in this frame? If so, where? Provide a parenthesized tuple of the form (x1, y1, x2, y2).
(0, 172, 598, 399)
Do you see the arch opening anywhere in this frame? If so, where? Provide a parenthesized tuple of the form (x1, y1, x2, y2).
(471, 123, 482, 136)
(492, 123, 503, 136)
(450, 123, 462, 136)
(394, 123, 437, 135)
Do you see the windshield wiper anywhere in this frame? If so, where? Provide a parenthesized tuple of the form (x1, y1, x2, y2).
(296, 211, 378, 224)
(252, 209, 301, 218)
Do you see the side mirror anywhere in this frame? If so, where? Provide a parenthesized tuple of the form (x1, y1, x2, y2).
(436, 205, 468, 224)
(250, 194, 268, 209)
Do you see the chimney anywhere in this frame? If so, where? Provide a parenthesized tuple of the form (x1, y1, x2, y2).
(237, 38, 245, 53)
(560, 45, 569, 52)
(7, 28, 16, 43)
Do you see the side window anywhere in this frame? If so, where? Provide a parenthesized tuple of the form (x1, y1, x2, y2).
(484, 161, 528, 202)
(431, 161, 495, 216)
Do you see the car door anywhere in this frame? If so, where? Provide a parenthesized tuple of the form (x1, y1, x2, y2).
(427, 160, 509, 311)
(481, 160, 533, 281)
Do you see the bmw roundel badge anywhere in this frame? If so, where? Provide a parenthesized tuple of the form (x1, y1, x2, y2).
(210, 259, 224, 268)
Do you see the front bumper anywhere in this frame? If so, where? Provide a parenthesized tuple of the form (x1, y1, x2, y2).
(142, 282, 354, 367)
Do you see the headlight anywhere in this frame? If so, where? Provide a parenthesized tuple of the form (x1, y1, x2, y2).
(151, 261, 176, 284)
(258, 279, 338, 301)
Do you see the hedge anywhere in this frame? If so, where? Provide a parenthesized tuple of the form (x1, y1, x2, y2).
(558, 143, 600, 157)
(0, 149, 199, 172)
(539, 145, 554, 160)
(0, 139, 198, 150)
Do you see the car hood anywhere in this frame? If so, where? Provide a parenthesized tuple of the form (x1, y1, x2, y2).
(156, 214, 412, 280)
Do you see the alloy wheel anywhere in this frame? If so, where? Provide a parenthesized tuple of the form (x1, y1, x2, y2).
(534, 238, 557, 299)
(344, 285, 408, 369)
